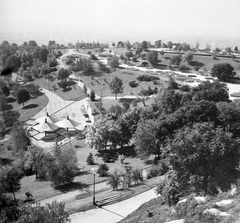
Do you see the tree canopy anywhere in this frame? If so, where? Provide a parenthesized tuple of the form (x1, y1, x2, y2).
(15, 88, 30, 107)
(146, 51, 158, 66)
(211, 63, 235, 81)
(109, 76, 124, 99)
(166, 122, 240, 196)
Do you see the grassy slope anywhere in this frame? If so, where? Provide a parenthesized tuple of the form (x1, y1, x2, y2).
(119, 193, 240, 223)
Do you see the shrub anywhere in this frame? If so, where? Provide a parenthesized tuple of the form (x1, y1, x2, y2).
(102, 153, 111, 163)
(97, 164, 109, 177)
(179, 85, 191, 92)
(90, 54, 98, 60)
(129, 81, 138, 88)
(137, 74, 159, 82)
(140, 86, 157, 96)
(107, 169, 121, 191)
(168, 76, 178, 90)
(90, 90, 95, 101)
(194, 66, 200, 71)
(132, 56, 138, 62)
(86, 153, 94, 165)
(178, 63, 190, 72)
(132, 168, 142, 185)
(147, 162, 168, 179)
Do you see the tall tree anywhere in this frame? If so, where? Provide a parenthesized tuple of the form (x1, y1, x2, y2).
(107, 55, 119, 68)
(184, 51, 194, 63)
(170, 55, 182, 67)
(109, 76, 124, 99)
(15, 88, 30, 107)
(57, 68, 70, 82)
(0, 165, 22, 201)
(146, 51, 158, 66)
(166, 122, 240, 195)
(211, 63, 235, 81)
(141, 41, 148, 50)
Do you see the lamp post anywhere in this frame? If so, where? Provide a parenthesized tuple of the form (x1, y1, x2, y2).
(91, 167, 97, 205)
(100, 86, 103, 100)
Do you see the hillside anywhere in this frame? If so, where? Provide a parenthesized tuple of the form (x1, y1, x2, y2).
(119, 191, 240, 223)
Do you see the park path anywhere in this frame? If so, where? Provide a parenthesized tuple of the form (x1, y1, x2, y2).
(70, 188, 158, 223)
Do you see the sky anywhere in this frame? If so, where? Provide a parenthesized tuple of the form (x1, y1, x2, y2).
(1, 0, 240, 44)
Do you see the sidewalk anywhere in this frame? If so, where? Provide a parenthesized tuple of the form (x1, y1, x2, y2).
(70, 188, 159, 223)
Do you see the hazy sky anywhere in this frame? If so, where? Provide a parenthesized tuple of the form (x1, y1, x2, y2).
(1, 0, 240, 42)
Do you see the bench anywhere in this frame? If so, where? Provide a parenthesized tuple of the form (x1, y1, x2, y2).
(95, 194, 121, 206)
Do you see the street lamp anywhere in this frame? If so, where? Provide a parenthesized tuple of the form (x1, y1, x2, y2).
(100, 86, 103, 99)
(91, 167, 97, 205)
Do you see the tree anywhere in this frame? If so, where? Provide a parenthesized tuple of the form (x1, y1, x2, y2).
(234, 46, 239, 54)
(211, 63, 235, 81)
(16, 201, 70, 223)
(166, 122, 240, 196)
(90, 89, 96, 101)
(2, 85, 10, 97)
(167, 41, 173, 49)
(107, 169, 121, 191)
(191, 80, 229, 102)
(124, 41, 132, 51)
(170, 55, 182, 67)
(134, 120, 161, 160)
(58, 68, 70, 82)
(125, 51, 133, 60)
(16, 88, 30, 107)
(107, 55, 119, 68)
(168, 76, 178, 89)
(97, 163, 109, 177)
(2, 110, 20, 128)
(28, 40, 37, 50)
(160, 50, 165, 57)
(0, 165, 22, 201)
(117, 41, 124, 48)
(11, 123, 31, 170)
(86, 152, 94, 165)
(184, 51, 194, 63)
(47, 146, 78, 188)
(109, 76, 124, 99)
(40, 48, 49, 62)
(155, 40, 162, 48)
(146, 51, 158, 66)
(5, 55, 22, 72)
(0, 95, 8, 112)
(141, 41, 148, 50)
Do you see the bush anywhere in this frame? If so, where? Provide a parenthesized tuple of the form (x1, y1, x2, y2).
(140, 86, 157, 96)
(147, 162, 168, 179)
(194, 66, 200, 71)
(90, 54, 98, 60)
(90, 90, 95, 101)
(86, 153, 94, 165)
(178, 63, 190, 72)
(132, 56, 138, 62)
(102, 153, 111, 163)
(179, 85, 191, 92)
(97, 164, 109, 177)
(137, 74, 159, 82)
(129, 81, 138, 88)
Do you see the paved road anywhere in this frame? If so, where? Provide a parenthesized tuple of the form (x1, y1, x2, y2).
(70, 188, 158, 223)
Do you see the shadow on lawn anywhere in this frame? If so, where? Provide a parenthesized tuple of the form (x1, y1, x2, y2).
(22, 104, 39, 109)
(189, 61, 205, 67)
(57, 182, 89, 192)
(7, 97, 16, 103)
(97, 145, 137, 159)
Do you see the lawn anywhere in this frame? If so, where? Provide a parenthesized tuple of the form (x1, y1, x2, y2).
(80, 69, 168, 98)
(34, 77, 86, 101)
(14, 138, 152, 201)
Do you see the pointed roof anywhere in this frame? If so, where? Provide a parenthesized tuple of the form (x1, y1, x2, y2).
(55, 116, 80, 130)
(33, 119, 60, 132)
(35, 113, 59, 124)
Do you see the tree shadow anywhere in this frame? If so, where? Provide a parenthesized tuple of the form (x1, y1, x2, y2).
(22, 104, 39, 109)
(7, 97, 16, 103)
(63, 87, 72, 92)
(0, 157, 13, 166)
(189, 61, 205, 67)
(164, 56, 171, 60)
(56, 182, 89, 192)
(66, 80, 77, 86)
